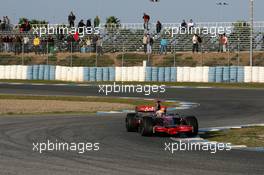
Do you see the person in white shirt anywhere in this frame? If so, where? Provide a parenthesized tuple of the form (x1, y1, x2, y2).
(23, 36, 29, 53)
(192, 34, 199, 53)
(143, 34, 148, 54)
(188, 19, 194, 31)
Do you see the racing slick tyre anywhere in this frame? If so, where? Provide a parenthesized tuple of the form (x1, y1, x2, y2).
(185, 116, 198, 137)
(126, 113, 137, 132)
(140, 117, 154, 136)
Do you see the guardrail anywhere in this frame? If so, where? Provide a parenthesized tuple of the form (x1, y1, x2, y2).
(0, 65, 264, 83)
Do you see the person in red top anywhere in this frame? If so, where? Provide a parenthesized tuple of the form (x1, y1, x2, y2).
(222, 33, 228, 52)
(143, 13, 150, 30)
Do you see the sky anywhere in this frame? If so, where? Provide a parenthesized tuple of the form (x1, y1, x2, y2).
(0, 0, 263, 24)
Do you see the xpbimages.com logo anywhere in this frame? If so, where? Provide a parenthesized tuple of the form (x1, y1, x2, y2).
(32, 25, 101, 37)
(32, 140, 100, 154)
(98, 82, 166, 96)
(164, 26, 232, 37)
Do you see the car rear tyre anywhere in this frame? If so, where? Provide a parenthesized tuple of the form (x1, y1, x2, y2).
(140, 117, 154, 136)
(126, 113, 137, 132)
(185, 116, 198, 137)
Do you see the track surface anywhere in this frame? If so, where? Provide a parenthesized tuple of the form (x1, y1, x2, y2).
(0, 84, 264, 175)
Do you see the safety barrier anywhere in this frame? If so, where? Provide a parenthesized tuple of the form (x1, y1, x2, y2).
(1, 65, 264, 83)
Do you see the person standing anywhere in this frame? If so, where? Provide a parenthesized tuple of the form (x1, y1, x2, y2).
(23, 36, 30, 53)
(156, 20, 162, 34)
(14, 35, 22, 55)
(192, 34, 199, 53)
(147, 34, 153, 55)
(218, 34, 223, 52)
(222, 33, 228, 52)
(188, 19, 194, 32)
(68, 11, 76, 27)
(96, 36, 103, 56)
(160, 36, 168, 55)
(0, 36, 3, 52)
(78, 19, 85, 33)
(143, 13, 150, 30)
(86, 19, 92, 27)
(143, 34, 148, 54)
(33, 35, 41, 55)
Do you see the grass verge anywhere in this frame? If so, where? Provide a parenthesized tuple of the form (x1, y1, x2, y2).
(0, 94, 177, 115)
(1, 79, 264, 89)
(200, 126, 264, 147)
(0, 94, 175, 106)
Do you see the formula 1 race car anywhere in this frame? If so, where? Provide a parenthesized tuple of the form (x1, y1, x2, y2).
(125, 105, 198, 137)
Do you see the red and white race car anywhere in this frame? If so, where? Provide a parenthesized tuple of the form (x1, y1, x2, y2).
(126, 105, 198, 137)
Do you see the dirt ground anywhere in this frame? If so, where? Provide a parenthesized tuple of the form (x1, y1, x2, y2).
(0, 99, 133, 115)
(1, 51, 264, 66)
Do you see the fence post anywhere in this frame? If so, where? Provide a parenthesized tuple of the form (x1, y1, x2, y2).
(46, 41, 49, 65)
(95, 44, 98, 67)
(237, 38, 240, 66)
(21, 42, 24, 65)
(70, 42, 73, 67)
(173, 40, 176, 67)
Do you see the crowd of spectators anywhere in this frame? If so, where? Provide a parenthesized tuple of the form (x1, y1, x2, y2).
(0, 34, 55, 55)
(0, 12, 232, 55)
(0, 16, 11, 31)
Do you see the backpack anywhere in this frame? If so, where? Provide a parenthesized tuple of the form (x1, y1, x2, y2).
(197, 36, 202, 43)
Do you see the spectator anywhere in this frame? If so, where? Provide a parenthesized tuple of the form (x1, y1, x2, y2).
(85, 36, 93, 52)
(96, 36, 103, 56)
(5, 16, 10, 30)
(156, 20, 162, 34)
(222, 33, 228, 52)
(192, 34, 199, 53)
(41, 37, 47, 55)
(68, 11, 76, 27)
(181, 20, 187, 32)
(33, 35, 41, 55)
(94, 16, 100, 27)
(78, 19, 85, 33)
(147, 34, 153, 54)
(47, 35, 55, 53)
(0, 20, 3, 30)
(22, 36, 30, 53)
(14, 35, 22, 55)
(3, 36, 8, 52)
(90, 35, 96, 52)
(57, 28, 65, 41)
(86, 19, 92, 27)
(143, 13, 150, 30)
(5, 16, 10, 25)
(66, 34, 75, 52)
(2, 16, 6, 30)
(0, 35, 3, 52)
(188, 19, 194, 31)
(3, 36, 12, 52)
(218, 34, 223, 52)
(160, 36, 168, 55)
(143, 33, 148, 54)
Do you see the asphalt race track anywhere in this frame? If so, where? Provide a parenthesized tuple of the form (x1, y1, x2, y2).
(0, 83, 264, 175)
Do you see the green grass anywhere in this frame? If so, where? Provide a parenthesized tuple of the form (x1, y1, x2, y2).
(1, 79, 264, 89)
(200, 126, 264, 147)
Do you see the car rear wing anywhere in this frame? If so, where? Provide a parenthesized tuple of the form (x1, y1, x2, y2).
(135, 105, 167, 113)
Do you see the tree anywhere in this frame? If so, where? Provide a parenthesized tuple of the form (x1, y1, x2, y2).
(105, 16, 121, 28)
(94, 16, 100, 27)
(18, 17, 48, 25)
